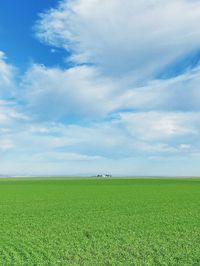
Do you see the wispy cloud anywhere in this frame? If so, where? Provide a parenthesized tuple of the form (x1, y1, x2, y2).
(0, 51, 16, 98)
(1, 0, 200, 175)
(36, 0, 200, 78)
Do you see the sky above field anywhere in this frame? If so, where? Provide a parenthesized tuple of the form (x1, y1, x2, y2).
(1, 0, 200, 176)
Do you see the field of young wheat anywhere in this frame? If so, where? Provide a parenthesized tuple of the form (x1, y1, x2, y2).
(0, 178, 200, 265)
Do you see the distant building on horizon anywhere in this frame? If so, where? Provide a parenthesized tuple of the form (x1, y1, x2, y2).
(96, 174, 112, 178)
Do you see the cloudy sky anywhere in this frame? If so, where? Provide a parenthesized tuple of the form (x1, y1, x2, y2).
(1, 0, 200, 176)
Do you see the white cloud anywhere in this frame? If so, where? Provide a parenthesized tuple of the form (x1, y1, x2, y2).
(18, 63, 200, 122)
(1, 1, 200, 175)
(36, 0, 200, 78)
(0, 100, 28, 126)
(118, 112, 199, 141)
(0, 51, 16, 97)
(21, 64, 118, 119)
(1, 113, 200, 176)
(3, 110, 200, 160)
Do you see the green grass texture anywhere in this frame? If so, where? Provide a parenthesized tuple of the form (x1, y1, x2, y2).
(0, 178, 200, 265)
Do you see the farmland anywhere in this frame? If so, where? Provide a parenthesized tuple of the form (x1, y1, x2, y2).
(0, 178, 200, 265)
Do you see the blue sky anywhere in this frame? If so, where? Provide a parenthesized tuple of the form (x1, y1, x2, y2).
(1, 0, 200, 176)
(0, 0, 67, 70)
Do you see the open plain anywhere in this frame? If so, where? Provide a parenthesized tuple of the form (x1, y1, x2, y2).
(0, 178, 200, 265)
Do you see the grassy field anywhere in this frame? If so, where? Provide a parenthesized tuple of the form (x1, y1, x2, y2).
(0, 178, 200, 265)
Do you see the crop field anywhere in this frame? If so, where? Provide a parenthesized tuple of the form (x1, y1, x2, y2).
(0, 178, 200, 265)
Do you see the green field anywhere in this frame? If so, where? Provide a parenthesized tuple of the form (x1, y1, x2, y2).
(0, 178, 200, 265)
